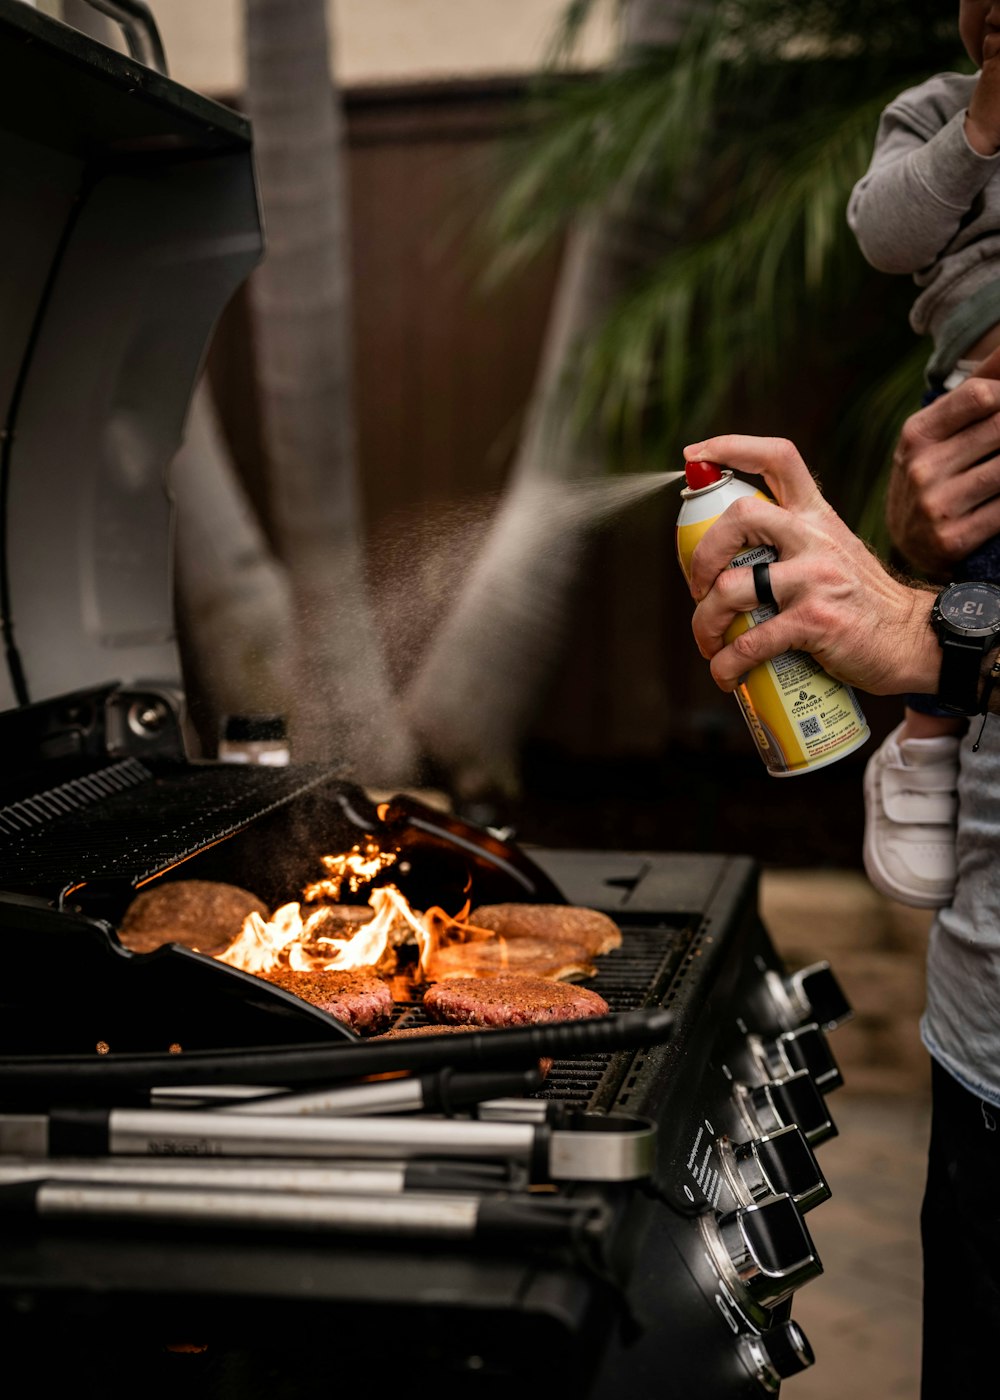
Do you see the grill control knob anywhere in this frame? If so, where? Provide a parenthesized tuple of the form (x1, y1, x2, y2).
(726, 1124, 830, 1213)
(766, 960, 853, 1032)
(742, 1069, 837, 1147)
(711, 1194, 823, 1309)
(743, 1319, 815, 1392)
(750, 1023, 844, 1095)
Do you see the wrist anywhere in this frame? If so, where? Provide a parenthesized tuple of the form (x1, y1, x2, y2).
(903, 587, 942, 694)
(964, 112, 1000, 156)
(979, 645, 1000, 715)
(929, 581, 1000, 713)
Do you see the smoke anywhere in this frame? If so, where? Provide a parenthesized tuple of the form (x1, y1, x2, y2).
(371, 471, 681, 689)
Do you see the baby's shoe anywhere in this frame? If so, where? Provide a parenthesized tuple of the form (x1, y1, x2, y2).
(862, 723, 959, 908)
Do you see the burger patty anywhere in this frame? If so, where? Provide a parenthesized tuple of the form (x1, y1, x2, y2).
(119, 879, 270, 956)
(374, 1022, 554, 1076)
(426, 934, 594, 983)
(303, 904, 376, 936)
(259, 967, 392, 1035)
(468, 904, 622, 958)
(423, 975, 609, 1028)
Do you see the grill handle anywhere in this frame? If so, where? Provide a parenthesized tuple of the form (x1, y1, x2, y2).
(78, 0, 168, 74)
(0, 1007, 676, 1107)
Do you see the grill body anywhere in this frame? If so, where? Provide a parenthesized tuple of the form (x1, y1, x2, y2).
(0, 730, 846, 1398)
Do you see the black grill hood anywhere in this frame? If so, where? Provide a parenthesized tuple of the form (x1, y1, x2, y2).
(0, 0, 262, 713)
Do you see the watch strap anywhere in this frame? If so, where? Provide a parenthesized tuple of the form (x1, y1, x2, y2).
(937, 632, 985, 715)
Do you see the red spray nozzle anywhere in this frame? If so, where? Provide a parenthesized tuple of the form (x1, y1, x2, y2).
(684, 460, 725, 491)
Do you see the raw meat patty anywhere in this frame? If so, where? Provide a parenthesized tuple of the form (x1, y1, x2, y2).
(469, 904, 622, 957)
(423, 975, 609, 1028)
(119, 879, 269, 955)
(260, 967, 392, 1034)
(426, 935, 594, 982)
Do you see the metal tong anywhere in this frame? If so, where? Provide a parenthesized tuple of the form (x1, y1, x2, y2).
(0, 1105, 657, 1184)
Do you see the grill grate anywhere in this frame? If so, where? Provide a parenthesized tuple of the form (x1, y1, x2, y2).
(387, 920, 693, 1108)
(0, 761, 339, 889)
(0, 757, 151, 836)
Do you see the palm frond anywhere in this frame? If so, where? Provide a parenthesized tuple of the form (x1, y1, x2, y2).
(838, 344, 930, 552)
(487, 0, 969, 530)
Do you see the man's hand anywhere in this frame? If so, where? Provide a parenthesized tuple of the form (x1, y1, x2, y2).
(681, 435, 939, 698)
(888, 345, 1000, 575)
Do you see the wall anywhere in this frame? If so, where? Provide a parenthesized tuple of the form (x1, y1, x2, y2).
(38, 1, 616, 96)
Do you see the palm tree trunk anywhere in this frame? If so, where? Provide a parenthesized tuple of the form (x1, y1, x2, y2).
(244, 0, 418, 785)
(401, 0, 700, 802)
(172, 378, 295, 755)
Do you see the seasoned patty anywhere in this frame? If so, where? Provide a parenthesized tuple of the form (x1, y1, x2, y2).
(423, 975, 609, 1028)
(374, 1023, 479, 1039)
(374, 1022, 554, 1076)
(119, 879, 270, 956)
(259, 967, 392, 1035)
(468, 904, 622, 958)
(426, 934, 594, 983)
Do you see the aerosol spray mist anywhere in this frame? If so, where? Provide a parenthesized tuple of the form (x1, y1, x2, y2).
(676, 461, 869, 776)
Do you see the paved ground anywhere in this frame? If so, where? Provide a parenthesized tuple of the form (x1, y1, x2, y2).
(756, 869, 932, 1398)
(782, 1092, 931, 1400)
(784, 1092, 924, 1400)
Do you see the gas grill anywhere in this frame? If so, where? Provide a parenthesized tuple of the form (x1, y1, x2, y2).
(0, 5, 853, 1398)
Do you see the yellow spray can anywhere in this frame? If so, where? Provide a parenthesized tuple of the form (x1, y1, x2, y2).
(676, 460, 869, 776)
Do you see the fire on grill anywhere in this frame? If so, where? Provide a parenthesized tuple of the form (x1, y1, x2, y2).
(118, 834, 621, 1030)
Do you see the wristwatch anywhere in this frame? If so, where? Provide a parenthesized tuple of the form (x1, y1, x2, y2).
(931, 581, 1000, 714)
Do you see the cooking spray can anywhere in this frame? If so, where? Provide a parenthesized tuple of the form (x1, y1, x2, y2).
(676, 460, 869, 777)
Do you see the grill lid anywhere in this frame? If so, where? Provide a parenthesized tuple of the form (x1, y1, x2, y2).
(0, 0, 263, 712)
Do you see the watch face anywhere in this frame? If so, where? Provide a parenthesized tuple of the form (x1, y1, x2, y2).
(935, 582, 1000, 638)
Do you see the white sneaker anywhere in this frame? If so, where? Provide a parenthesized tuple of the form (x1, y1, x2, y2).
(862, 723, 960, 908)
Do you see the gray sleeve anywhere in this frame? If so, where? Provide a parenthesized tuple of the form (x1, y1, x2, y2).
(847, 103, 1000, 274)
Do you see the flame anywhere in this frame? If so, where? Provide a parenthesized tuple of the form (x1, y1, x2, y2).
(300, 839, 397, 903)
(215, 840, 500, 984)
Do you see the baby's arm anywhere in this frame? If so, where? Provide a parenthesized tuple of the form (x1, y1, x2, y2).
(848, 97, 1000, 274)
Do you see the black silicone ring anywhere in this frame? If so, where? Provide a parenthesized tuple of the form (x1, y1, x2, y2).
(753, 560, 777, 609)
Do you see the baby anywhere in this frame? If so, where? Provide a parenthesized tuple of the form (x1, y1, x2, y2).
(847, 0, 1000, 907)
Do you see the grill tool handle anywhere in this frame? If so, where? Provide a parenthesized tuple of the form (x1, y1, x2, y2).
(0, 1156, 520, 1196)
(0, 1179, 611, 1249)
(214, 1066, 547, 1117)
(0, 1007, 675, 1107)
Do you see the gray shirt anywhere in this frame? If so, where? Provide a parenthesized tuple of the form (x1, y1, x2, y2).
(921, 717, 1000, 1108)
(848, 71, 1000, 369)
